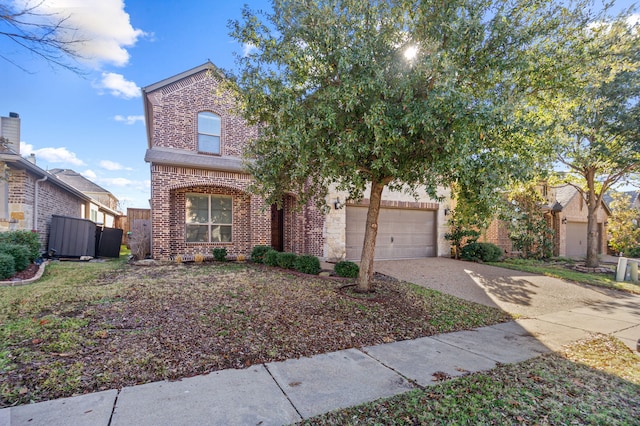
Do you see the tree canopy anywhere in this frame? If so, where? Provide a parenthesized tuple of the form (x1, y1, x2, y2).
(229, 0, 597, 290)
(537, 9, 640, 266)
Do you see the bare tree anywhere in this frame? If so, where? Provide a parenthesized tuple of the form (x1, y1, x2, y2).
(0, 0, 85, 73)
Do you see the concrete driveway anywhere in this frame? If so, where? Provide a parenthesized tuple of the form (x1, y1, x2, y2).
(374, 257, 638, 318)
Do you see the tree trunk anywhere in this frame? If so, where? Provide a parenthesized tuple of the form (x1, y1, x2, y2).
(585, 169, 600, 267)
(356, 179, 386, 293)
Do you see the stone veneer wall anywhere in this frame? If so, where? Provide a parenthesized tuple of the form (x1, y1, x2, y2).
(4, 167, 85, 249)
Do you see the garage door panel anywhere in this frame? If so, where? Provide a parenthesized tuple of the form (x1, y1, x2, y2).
(346, 206, 436, 260)
(566, 222, 587, 258)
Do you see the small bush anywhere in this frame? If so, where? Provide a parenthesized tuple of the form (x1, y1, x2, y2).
(194, 253, 206, 263)
(212, 247, 228, 262)
(0, 252, 15, 279)
(251, 245, 272, 264)
(0, 230, 40, 261)
(264, 249, 279, 267)
(461, 242, 503, 262)
(335, 260, 359, 278)
(0, 243, 30, 271)
(295, 255, 321, 275)
(277, 252, 298, 269)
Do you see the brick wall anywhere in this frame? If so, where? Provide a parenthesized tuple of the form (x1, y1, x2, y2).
(146, 66, 325, 260)
(6, 166, 85, 249)
(147, 69, 258, 156)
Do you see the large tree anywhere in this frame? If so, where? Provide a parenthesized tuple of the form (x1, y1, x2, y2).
(230, 0, 590, 292)
(540, 10, 640, 267)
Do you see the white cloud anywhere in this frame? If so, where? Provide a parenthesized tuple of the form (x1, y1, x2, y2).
(114, 114, 144, 125)
(242, 42, 257, 57)
(15, 0, 147, 69)
(97, 177, 149, 190)
(628, 14, 639, 27)
(95, 72, 140, 99)
(82, 169, 97, 179)
(99, 160, 131, 171)
(20, 141, 85, 165)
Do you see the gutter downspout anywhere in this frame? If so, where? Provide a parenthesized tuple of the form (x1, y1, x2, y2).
(34, 175, 48, 231)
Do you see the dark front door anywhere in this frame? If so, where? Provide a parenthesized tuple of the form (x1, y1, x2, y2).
(271, 204, 284, 252)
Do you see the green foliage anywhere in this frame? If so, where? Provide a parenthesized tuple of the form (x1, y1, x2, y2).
(0, 243, 30, 272)
(461, 242, 503, 263)
(250, 245, 272, 264)
(228, 0, 590, 288)
(0, 252, 15, 279)
(0, 230, 40, 261)
(334, 261, 359, 278)
(535, 11, 640, 266)
(502, 183, 554, 259)
(263, 249, 279, 267)
(607, 192, 640, 257)
(276, 252, 298, 269)
(211, 247, 228, 262)
(294, 255, 321, 275)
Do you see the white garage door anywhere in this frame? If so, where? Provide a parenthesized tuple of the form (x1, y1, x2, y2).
(346, 206, 436, 260)
(566, 222, 588, 258)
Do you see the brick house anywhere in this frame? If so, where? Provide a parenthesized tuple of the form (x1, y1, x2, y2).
(0, 113, 120, 249)
(143, 62, 450, 261)
(482, 184, 610, 258)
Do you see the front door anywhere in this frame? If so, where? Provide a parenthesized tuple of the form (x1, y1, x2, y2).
(271, 204, 284, 252)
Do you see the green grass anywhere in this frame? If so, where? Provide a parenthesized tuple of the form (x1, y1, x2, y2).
(487, 258, 640, 294)
(301, 336, 640, 425)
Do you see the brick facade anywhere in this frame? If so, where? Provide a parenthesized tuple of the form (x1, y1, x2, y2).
(3, 166, 86, 248)
(144, 64, 324, 260)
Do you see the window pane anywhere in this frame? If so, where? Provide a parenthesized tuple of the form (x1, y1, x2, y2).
(186, 195, 209, 223)
(211, 196, 232, 224)
(198, 134, 220, 154)
(198, 112, 220, 136)
(211, 225, 232, 242)
(186, 224, 209, 242)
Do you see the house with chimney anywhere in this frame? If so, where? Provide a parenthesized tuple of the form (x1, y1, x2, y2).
(0, 112, 121, 250)
(142, 62, 450, 261)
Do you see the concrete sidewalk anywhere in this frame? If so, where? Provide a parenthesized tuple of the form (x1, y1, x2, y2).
(2, 258, 640, 426)
(2, 297, 638, 426)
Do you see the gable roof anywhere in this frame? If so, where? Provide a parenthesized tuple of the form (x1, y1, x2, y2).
(603, 190, 640, 209)
(141, 61, 225, 149)
(49, 169, 113, 195)
(550, 184, 611, 215)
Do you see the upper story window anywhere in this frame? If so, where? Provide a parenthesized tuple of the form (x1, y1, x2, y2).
(198, 112, 221, 154)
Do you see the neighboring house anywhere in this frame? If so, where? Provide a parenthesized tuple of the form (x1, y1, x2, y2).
(142, 62, 449, 261)
(48, 168, 121, 227)
(483, 184, 610, 259)
(0, 112, 121, 250)
(603, 190, 640, 213)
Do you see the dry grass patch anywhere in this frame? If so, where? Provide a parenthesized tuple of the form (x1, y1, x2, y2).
(0, 261, 511, 407)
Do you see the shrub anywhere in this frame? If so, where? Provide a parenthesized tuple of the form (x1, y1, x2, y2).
(251, 245, 272, 264)
(194, 253, 206, 263)
(277, 252, 298, 269)
(0, 230, 40, 261)
(212, 247, 228, 262)
(0, 243, 30, 271)
(335, 260, 359, 278)
(461, 242, 503, 262)
(295, 255, 320, 275)
(263, 249, 279, 267)
(0, 252, 15, 279)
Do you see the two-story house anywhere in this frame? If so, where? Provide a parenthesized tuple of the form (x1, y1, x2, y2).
(143, 62, 449, 261)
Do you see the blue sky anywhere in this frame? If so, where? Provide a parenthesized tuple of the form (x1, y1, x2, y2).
(0, 0, 636, 210)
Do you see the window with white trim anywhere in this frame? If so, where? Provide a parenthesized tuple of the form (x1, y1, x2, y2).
(198, 112, 221, 154)
(186, 194, 232, 242)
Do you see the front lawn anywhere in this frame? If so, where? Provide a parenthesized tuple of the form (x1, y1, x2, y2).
(0, 259, 511, 407)
(488, 258, 640, 294)
(302, 335, 640, 425)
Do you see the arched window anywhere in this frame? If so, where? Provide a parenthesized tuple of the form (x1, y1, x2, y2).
(198, 112, 221, 154)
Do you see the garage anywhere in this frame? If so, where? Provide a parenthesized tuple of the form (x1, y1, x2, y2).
(565, 222, 588, 258)
(346, 206, 436, 260)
